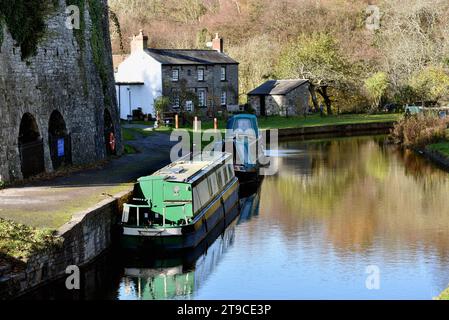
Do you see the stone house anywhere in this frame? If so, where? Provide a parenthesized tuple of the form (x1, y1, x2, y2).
(0, 0, 121, 183)
(247, 79, 310, 116)
(115, 31, 239, 119)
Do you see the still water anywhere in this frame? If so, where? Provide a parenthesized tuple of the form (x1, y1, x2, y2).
(28, 135, 449, 300)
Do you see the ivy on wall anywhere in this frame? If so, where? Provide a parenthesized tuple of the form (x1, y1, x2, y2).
(65, 0, 111, 101)
(0, 0, 59, 59)
(0, 0, 113, 101)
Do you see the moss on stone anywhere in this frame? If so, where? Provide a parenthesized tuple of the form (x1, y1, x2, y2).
(0, 0, 59, 59)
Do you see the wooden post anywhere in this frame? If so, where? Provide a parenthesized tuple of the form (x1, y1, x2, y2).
(175, 114, 179, 129)
(214, 117, 218, 130)
(156, 111, 160, 128)
(194, 116, 198, 132)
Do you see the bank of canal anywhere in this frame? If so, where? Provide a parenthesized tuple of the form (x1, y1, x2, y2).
(19, 134, 449, 300)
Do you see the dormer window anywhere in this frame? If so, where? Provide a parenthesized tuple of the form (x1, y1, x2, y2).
(198, 67, 205, 81)
(172, 68, 179, 82)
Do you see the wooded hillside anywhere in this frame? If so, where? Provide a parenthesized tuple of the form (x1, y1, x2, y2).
(109, 0, 449, 112)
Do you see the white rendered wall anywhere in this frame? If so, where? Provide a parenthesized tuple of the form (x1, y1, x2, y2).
(115, 51, 162, 119)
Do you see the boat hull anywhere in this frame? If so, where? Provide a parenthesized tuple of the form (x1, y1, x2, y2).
(120, 178, 239, 251)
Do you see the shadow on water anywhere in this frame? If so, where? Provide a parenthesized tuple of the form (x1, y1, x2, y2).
(19, 183, 262, 300)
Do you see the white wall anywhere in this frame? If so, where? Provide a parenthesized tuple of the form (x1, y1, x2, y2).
(115, 51, 162, 119)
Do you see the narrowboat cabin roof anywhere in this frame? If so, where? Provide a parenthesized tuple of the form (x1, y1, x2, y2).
(139, 152, 232, 184)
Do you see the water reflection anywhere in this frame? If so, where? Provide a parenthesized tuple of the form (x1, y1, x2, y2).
(21, 135, 449, 300)
(260, 136, 449, 298)
(118, 189, 261, 300)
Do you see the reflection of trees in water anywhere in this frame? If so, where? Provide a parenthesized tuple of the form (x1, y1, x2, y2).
(260, 137, 449, 269)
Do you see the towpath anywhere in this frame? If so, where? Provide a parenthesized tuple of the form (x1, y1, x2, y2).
(0, 126, 175, 229)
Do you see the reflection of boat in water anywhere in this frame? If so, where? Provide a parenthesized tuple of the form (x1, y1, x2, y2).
(120, 187, 262, 300)
(238, 188, 261, 224)
(121, 219, 237, 300)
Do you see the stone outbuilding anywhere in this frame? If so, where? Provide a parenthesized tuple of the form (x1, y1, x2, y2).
(247, 79, 310, 116)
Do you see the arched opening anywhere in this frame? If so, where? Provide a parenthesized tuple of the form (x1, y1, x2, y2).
(18, 113, 45, 178)
(48, 110, 72, 170)
(104, 109, 116, 155)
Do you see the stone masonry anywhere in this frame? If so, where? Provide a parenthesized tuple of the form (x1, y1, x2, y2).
(161, 63, 239, 113)
(0, 0, 121, 183)
(248, 80, 310, 116)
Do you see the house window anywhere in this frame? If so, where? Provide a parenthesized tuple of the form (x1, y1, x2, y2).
(172, 68, 179, 82)
(198, 68, 205, 81)
(187, 69, 192, 76)
(220, 66, 226, 81)
(173, 93, 180, 108)
(186, 100, 194, 112)
(198, 89, 206, 107)
(221, 91, 227, 106)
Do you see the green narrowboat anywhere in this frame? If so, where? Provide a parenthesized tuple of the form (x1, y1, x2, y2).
(120, 152, 239, 251)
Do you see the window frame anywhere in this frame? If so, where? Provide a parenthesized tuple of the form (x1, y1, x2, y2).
(172, 92, 180, 108)
(220, 66, 227, 81)
(197, 89, 207, 107)
(197, 67, 205, 82)
(220, 91, 227, 106)
(172, 68, 179, 82)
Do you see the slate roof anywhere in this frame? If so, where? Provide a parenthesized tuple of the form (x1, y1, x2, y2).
(247, 79, 309, 95)
(144, 49, 238, 65)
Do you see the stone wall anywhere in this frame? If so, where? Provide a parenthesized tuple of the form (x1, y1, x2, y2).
(162, 63, 239, 113)
(249, 83, 310, 116)
(0, 189, 132, 300)
(0, 0, 122, 183)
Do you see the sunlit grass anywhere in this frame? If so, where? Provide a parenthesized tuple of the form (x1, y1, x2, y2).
(435, 286, 449, 300)
(428, 141, 449, 158)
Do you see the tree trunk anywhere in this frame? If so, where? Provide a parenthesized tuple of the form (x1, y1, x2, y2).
(309, 84, 320, 112)
(317, 86, 332, 115)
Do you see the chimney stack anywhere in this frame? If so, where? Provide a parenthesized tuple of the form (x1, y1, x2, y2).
(212, 33, 224, 53)
(130, 29, 148, 53)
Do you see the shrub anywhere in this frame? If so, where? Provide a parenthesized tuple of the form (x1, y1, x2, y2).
(391, 113, 449, 148)
(0, 218, 63, 261)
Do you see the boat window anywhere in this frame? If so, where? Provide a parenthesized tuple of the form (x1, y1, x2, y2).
(193, 186, 201, 213)
(234, 118, 253, 132)
(222, 166, 229, 184)
(227, 163, 234, 180)
(197, 180, 210, 207)
(209, 173, 219, 196)
(217, 168, 224, 189)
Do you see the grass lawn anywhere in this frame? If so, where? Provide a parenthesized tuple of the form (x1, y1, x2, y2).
(172, 113, 400, 131)
(428, 141, 449, 158)
(123, 113, 401, 135)
(256, 113, 401, 129)
(122, 128, 136, 141)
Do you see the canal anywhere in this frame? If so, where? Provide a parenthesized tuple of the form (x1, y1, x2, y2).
(25, 135, 449, 300)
